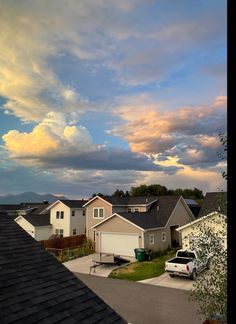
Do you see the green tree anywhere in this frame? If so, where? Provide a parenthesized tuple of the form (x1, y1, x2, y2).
(188, 215, 227, 321)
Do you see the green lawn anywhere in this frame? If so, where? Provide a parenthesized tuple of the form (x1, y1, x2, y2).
(109, 251, 176, 281)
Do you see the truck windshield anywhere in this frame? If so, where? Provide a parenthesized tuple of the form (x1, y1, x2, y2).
(177, 251, 195, 259)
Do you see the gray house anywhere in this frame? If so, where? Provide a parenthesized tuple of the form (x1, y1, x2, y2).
(84, 195, 195, 257)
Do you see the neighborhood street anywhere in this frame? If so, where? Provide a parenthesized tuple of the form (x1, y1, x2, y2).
(74, 273, 203, 324)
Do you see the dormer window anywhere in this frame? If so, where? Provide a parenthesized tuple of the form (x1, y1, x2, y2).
(128, 208, 132, 212)
(134, 208, 139, 212)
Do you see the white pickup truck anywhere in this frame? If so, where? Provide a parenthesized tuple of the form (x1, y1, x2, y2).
(165, 249, 210, 280)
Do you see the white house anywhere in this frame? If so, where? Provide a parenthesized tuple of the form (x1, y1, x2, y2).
(47, 200, 87, 238)
(176, 211, 227, 250)
(14, 200, 87, 240)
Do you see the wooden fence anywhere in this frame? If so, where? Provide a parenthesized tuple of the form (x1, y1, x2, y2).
(39, 234, 95, 262)
(39, 234, 86, 249)
(46, 241, 95, 262)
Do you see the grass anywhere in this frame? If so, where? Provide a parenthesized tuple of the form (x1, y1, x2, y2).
(108, 251, 176, 281)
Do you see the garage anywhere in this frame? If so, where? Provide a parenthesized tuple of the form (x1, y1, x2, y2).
(100, 233, 139, 257)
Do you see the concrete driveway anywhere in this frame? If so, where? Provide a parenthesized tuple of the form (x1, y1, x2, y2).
(139, 272, 194, 290)
(75, 273, 202, 324)
(63, 254, 136, 277)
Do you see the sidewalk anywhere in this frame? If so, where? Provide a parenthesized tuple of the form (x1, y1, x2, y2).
(138, 272, 194, 290)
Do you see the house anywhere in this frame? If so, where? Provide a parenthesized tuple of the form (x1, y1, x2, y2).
(46, 199, 87, 237)
(0, 211, 126, 323)
(198, 191, 227, 218)
(15, 213, 52, 240)
(83, 195, 195, 257)
(13, 199, 87, 240)
(176, 211, 227, 250)
(177, 192, 227, 250)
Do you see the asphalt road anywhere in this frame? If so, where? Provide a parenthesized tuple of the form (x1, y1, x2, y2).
(74, 273, 203, 324)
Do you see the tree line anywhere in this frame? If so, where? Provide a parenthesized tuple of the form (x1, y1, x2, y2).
(92, 184, 203, 200)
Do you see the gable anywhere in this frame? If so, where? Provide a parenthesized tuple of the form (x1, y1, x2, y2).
(166, 197, 195, 228)
(93, 213, 143, 233)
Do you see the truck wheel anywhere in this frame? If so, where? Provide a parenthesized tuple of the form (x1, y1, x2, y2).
(169, 274, 175, 278)
(191, 269, 197, 280)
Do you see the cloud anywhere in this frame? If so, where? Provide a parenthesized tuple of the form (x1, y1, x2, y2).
(108, 95, 227, 167)
(2, 112, 93, 158)
(2, 111, 181, 173)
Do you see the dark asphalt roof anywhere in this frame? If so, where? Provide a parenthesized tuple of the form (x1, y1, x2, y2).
(198, 192, 227, 217)
(22, 214, 51, 226)
(99, 196, 158, 206)
(117, 196, 181, 229)
(60, 200, 88, 208)
(0, 204, 35, 211)
(0, 213, 126, 324)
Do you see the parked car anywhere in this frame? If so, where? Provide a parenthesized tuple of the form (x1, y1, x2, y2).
(164, 249, 210, 280)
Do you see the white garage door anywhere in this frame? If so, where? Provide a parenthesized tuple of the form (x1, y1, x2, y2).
(100, 233, 139, 257)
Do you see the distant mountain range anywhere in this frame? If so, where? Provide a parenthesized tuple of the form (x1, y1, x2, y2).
(0, 192, 68, 204)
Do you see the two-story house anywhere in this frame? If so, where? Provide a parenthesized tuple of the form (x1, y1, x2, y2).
(47, 199, 87, 238)
(83, 195, 195, 257)
(14, 199, 87, 240)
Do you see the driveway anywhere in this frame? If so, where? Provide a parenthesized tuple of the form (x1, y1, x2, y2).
(74, 273, 202, 324)
(63, 254, 136, 277)
(139, 272, 194, 290)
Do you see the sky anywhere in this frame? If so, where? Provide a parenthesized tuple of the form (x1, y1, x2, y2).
(0, 0, 227, 199)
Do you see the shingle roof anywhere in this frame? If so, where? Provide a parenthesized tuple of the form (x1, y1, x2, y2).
(117, 196, 181, 229)
(99, 196, 158, 206)
(60, 200, 88, 208)
(22, 214, 51, 226)
(0, 213, 126, 324)
(198, 192, 227, 217)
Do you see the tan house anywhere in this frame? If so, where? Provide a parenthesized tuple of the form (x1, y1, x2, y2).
(83, 195, 195, 257)
(176, 211, 227, 250)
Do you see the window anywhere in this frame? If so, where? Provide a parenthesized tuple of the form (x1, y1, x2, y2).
(55, 229, 64, 237)
(149, 234, 154, 245)
(162, 232, 166, 241)
(93, 230, 96, 241)
(93, 208, 104, 218)
(73, 229, 76, 235)
(71, 210, 75, 216)
(56, 211, 64, 219)
(128, 208, 132, 212)
(82, 210, 86, 216)
(134, 208, 139, 212)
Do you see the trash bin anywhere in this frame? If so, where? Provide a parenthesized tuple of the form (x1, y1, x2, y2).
(136, 248, 145, 262)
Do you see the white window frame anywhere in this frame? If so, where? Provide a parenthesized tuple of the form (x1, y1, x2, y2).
(149, 233, 154, 245)
(55, 229, 64, 237)
(93, 207, 104, 219)
(82, 210, 86, 216)
(162, 232, 166, 242)
(71, 210, 75, 216)
(56, 211, 64, 219)
(73, 228, 77, 235)
(127, 207, 132, 212)
(134, 207, 139, 212)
